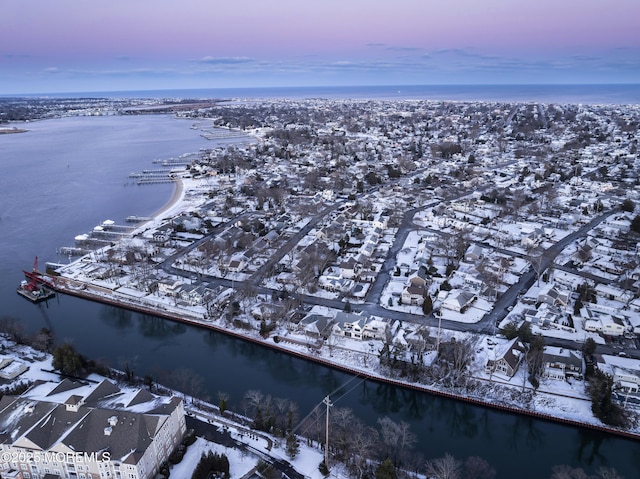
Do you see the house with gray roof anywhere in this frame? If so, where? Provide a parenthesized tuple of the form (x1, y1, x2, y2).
(485, 338, 525, 378)
(542, 346, 583, 380)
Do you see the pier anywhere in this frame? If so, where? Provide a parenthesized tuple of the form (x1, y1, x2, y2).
(126, 216, 152, 223)
(68, 220, 136, 252)
(137, 177, 177, 185)
(200, 130, 248, 140)
(58, 246, 92, 256)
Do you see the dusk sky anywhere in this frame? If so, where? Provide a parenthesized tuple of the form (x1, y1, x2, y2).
(2, 0, 639, 94)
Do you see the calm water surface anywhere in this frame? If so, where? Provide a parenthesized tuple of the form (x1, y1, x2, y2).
(0, 114, 638, 478)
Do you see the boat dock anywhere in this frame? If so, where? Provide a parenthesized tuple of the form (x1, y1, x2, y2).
(126, 216, 152, 223)
(200, 130, 248, 140)
(58, 246, 92, 256)
(18, 259, 56, 302)
(17, 283, 55, 303)
(137, 177, 177, 185)
(66, 219, 137, 253)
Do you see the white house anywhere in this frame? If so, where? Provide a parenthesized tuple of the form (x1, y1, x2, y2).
(401, 285, 427, 306)
(363, 318, 389, 341)
(442, 290, 477, 312)
(332, 312, 370, 340)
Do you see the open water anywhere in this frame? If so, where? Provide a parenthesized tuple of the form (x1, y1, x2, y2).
(0, 100, 639, 477)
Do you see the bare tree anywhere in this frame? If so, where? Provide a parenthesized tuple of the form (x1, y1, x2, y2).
(464, 456, 496, 479)
(165, 368, 206, 404)
(595, 467, 623, 479)
(528, 245, 546, 287)
(377, 416, 416, 465)
(424, 453, 462, 479)
(549, 465, 588, 479)
(347, 422, 379, 478)
(243, 389, 264, 418)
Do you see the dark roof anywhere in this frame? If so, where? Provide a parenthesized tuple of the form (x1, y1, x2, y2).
(126, 389, 155, 407)
(62, 406, 162, 460)
(23, 403, 88, 450)
(47, 378, 84, 397)
(0, 396, 56, 445)
(83, 379, 122, 406)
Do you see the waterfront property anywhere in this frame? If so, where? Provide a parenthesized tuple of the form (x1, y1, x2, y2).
(0, 378, 186, 479)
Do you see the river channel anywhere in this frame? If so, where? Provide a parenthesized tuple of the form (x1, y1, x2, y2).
(0, 114, 638, 478)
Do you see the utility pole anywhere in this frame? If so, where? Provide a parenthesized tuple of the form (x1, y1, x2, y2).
(436, 310, 442, 355)
(323, 395, 333, 469)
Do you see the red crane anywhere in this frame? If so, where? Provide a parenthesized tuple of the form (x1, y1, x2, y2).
(24, 256, 40, 292)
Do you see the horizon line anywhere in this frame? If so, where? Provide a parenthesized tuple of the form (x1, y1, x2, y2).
(4, 82, 640, 98)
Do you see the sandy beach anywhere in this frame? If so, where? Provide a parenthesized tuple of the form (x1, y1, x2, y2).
(150, 178, 184, 220)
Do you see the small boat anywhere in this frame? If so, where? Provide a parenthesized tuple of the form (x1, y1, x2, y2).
(17, 280, 55, 303)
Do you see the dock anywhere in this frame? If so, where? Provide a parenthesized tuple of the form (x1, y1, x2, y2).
(126, 216, 152, 223)
(17, 285, 55, 303)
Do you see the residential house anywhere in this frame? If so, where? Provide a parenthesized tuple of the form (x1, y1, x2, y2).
(339, 257, 361, 279)
(537, 285, 570, 308)
(595, 354, 640, 400)
(152, 224, 173, 244)
(0, 358, 28, 380)
(485, 338, 525, 377)
(542, 346, 583, 380)
(612, 367, 640, 395)
(363, 318, 389, 341)
(157, 279, 183, 297)
(226, 254, 248, 273)
(463, 272, 484, 292)
(319, 276, 355, 294)
(464, 244, 484, 263)
(332, 312, 370, 340)
(404, 326, 436, 352)
(297, 313, 333, 339)
(594, 284, 631, 303)
(178, 284, 210, 306)
(442, 290, 477, 312)
(521, 226, 544, 247)
(402, 284, 427, 306)
(360, 241, 376, 257)
(251, 302, 286, 321)
(408, 266, 430, 288)
(602, 316, 626, 337)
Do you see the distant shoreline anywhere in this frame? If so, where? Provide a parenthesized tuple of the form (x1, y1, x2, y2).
(7, 84, 640, 105)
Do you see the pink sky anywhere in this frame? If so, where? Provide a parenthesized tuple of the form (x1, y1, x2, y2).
(2, 0, 639, 93)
